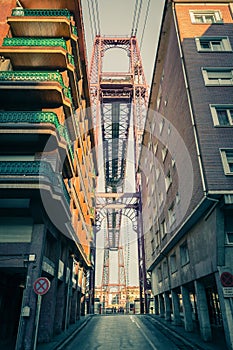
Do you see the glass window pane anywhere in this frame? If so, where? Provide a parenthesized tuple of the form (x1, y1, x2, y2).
(211, 41, 222, 51)
(200, 41, 211, 49)
(227, 232, 233, 243)
(217, 110, 229, 125)
(205, 15, 215, 23)
(226, 151, 233, 163)
(208, 71, 232, 79)
(229, 109, 233, 120)
(195, 15, 204, 23)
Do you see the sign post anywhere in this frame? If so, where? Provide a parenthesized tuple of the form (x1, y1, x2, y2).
(33, 277, 50, 350)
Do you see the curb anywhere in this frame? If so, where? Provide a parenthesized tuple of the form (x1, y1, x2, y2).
(147, 315, 205, 350)
(54, 316, 93, 350)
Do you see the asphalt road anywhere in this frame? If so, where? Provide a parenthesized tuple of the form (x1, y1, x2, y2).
(64, 314, 184, 350)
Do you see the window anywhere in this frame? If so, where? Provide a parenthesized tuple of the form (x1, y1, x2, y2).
(180, 241, 189, 266)
(160, 219, 167, 238)
(190, 10, 222, 24)
(153, 142, 158, 154)
(158, 191, 163, 206)
(168, 203, 176, 227)
(176, 192, 180, 204)
(165, 171, 172, 191)
(202, 68, 233, 86)
(210, 105, 233, 126)
(170, 253, 177, 273)
(157, 85, 162, 110)
(220, 149, 233, 174)
(162, 145, 168, 161)
(155, 230, 160, 247)
(196, 37, 232, 52)
(156, 167, 160, 180)
(163, 260, 168, 279)
(167, 123, 171, 135)
(159, 118, 164, 134)
(226, 232, 233, 244)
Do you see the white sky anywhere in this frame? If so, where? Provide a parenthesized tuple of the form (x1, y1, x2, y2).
(82, 0, 165, 86)
(81, 0, 165, 286)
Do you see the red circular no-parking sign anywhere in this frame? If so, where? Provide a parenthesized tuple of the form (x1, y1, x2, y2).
(220, 272, 233, 287)
(33, 277, 51, 295)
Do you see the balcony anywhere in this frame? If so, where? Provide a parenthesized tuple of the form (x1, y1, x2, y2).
(0, 111, 74, 160)
(0, 71, 73, 116)
(0, 160, 70, 203)
(7, 8, 77, 39)
(0, 39, 80, 108)
(0, 160, 73, 236)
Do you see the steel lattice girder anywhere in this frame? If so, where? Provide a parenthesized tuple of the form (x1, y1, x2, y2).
(101, 101, 131, 188)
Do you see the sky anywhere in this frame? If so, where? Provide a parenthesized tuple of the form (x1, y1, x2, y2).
(81, 0, 165, 287)
(82, 0, 165, 86)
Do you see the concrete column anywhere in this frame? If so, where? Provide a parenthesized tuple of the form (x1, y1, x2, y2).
(215, 271, 233, 350)
(194, 280, 212, 342)
(16, 224, 46, 350)
(164, 292, 171, 321)
(181, 286, 193, 332)
(159, 294, 165, 318)
(154, 295, 159, 315)
(171, 290, 182, 325)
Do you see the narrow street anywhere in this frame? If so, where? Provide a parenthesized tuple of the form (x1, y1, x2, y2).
(65, 315, 185, 350)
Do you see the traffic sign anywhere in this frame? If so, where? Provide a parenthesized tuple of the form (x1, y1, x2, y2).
(220, 272, 233, 287)
(33, 277, 50, 295)
(223, 287, 233, 298)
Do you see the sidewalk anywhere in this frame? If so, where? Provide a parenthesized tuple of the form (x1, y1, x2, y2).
(37, 315, 93, 350)
(147, 314, 228, 350)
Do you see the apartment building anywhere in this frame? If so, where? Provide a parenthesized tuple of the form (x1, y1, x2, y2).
(0, 1, 97, 349)
(140, 0, 233, 348)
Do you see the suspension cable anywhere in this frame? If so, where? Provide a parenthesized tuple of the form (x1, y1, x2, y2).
(131, 0, 139, 36)
(90, 0, 98, 36)
(87, 0, 95, 42)
(140, 0, 151, 50)
(134, 0, 143, 36)
(95, 0, 101, 35)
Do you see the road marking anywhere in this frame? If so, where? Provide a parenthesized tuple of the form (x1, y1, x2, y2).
(130, 316, 158, 350)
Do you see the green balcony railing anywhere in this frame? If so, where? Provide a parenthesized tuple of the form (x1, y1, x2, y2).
(3, 37, 67, 50)
(0, 111, 74, 160)
(11, 8, 72, 19)
(0, 160, 70, 204)
(67, 53, 75, 66)
(72, 25, 78, 37)
(0, 71, 72, 101)
(0, 110, 60, 127)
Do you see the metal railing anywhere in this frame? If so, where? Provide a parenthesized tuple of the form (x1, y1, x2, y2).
(0, 111, 74, 160)
(0, 160, 70, 203)
(72, 25, 78, 37)
(11, 8, 72, 19)
(0, 71, 72, 101)
(3, 37, 67, 50)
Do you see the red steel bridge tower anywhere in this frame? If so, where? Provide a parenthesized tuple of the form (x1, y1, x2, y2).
(90, 35, 148, 312)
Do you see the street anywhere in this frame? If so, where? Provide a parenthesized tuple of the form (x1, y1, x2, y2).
(64, 314, 184, 350)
